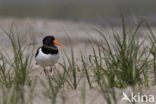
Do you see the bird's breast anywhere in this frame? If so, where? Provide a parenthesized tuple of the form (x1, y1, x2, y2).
(35, 48, 59, 67)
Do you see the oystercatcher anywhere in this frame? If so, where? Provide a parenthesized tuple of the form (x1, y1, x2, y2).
(35, 36, 65, 75)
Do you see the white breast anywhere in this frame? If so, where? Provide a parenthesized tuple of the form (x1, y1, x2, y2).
(35, 48, 59, 67)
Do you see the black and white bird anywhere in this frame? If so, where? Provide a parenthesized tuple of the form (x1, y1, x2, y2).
(35, 36, 65, 75)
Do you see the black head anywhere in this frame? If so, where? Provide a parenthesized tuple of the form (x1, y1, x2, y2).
(41, 36, 58, 54)
(42, 36, 55, 46)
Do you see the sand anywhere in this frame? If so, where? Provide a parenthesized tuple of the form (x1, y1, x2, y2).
(0, 17, 156, 104)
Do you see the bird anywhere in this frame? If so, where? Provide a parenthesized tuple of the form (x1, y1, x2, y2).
(35, 35, 65, 75)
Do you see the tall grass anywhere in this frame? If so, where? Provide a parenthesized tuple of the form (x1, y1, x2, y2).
(91, 18, 150, 88)
(41, 66, 67, 104)
(89, 44, 117, 104)
(40, 18, 155, 104)
(0, 18, 155, 104)
(81, 52, 92, 88)
(0, 25, 35, 104)
(59, 48, 83, 89)
(146, 23, 156, 83)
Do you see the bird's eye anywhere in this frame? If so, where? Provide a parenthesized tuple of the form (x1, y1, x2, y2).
(48, 38, 51, 40)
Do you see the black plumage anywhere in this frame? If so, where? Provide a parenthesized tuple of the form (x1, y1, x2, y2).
(35, 36, 58, 57)
(35, 47, 40, 57)
(41, 45, 58, 54)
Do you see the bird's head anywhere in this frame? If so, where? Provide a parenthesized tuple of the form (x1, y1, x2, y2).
(43, 36, 65, 47)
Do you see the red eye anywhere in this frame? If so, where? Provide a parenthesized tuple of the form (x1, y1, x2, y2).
(48, 38, 51, 40)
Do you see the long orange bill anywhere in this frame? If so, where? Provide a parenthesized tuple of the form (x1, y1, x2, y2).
(53, 40, 65, 47)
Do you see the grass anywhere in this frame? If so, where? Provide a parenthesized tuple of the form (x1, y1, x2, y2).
(59, 48, 83, 90)
(146, 23, 156, 84)
(0, 25, 35, 104)
(91, 18, 150, 88)
(0, 18, 155, 104)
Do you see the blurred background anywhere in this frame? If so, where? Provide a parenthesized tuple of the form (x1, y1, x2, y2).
(0, 1, 156, 104)
(0, 0, 156, 25)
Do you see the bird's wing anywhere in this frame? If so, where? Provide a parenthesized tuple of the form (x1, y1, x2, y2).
(35, 47, 41, 57)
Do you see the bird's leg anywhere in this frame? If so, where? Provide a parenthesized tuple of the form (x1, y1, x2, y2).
(50, 67, 53, 73)
(43, 68, 47, 75)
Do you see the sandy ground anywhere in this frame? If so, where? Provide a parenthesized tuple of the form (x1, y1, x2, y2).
(0, 17, 156, 104)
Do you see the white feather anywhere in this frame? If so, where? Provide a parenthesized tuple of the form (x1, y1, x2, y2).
(35, 48, 59, 67)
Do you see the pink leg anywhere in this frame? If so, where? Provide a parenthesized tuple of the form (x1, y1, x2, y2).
(50, 67, 53, 73)
(44, 68, 47, 75)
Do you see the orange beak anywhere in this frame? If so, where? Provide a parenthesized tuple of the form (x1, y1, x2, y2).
(53, 40, 65, 47)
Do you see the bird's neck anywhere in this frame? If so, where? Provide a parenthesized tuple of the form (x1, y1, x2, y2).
(41, 45, 58, 54)
(43, 44, 57, 50)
